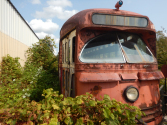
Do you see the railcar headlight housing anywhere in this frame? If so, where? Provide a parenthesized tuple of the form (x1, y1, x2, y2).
(124, 86, 139, 102)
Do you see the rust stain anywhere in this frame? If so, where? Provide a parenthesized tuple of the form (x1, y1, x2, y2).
(90, 85, 102, 96)
(75, 63, 158, 71)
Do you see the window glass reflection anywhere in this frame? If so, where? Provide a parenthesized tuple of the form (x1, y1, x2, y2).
(80, 34, 125, 63)
(118, 33, 154, 63)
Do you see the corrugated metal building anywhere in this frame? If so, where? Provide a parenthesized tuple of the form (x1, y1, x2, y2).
(0, 0, 39, 66)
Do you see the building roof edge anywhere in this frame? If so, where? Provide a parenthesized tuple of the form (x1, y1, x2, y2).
(7, 0, 39, 40)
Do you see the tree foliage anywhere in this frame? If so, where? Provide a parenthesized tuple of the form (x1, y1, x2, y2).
(24, 36, 59, 101)
(156, 30, 167, 69)
(25, 36, 57, 70)
(0, 55, 22, 84)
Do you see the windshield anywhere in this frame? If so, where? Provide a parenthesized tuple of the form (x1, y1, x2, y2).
(118, 33, 154, 63)
(80, 33, 125, 63)
(80, 32, 155, 63)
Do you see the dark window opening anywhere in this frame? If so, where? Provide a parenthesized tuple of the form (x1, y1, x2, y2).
(72, 37, 76, 62)
(70, 74, 75, 98)
(65, 71, 69, 92)
(68, 39, 70, 63)
(65, 43, 67, 62)
(62, 45, 64, 63)
(62, 70, 65, 92)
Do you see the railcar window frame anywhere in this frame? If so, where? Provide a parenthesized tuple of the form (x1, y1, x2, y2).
(79, 32, 155, 63)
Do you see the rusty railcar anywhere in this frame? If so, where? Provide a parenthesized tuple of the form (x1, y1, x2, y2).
(58, 2, 164, 124)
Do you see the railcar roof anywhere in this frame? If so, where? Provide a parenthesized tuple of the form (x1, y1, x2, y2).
(60, 9, 151, 39)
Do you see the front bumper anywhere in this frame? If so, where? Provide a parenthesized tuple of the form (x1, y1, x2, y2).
(137, 102, 162, 125)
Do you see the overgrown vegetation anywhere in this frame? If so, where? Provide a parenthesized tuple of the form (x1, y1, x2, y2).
(24, 36, 59, 101)
(156, 29, 167, 69)
(0, 55, 22, 84)
(156, 29, 167, 86)
(0, 36, 144, 124)
(0, 87, 143, 125)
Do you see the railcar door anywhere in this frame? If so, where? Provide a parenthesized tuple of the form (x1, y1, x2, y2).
(62, 30, 76, 97)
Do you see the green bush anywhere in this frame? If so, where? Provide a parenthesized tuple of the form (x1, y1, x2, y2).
(0, 54, 22, 84)
(0, 87, 143, 125)
(0, 36, 59, 102)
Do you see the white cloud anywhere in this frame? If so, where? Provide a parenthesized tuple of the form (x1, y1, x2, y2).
(34, 0, 78, 20)
(31, 0, 41, 4)
(36, 32, 48, 39)
(36, 32, 59, 43)
(29, 19, 59, 34)
(54, 48, 58, 55)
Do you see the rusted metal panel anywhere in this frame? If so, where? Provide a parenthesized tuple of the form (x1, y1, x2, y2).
(75, 63, 158, 71)
(138, 71, 164, 80)
(60, 9, 155, 40)
(161, 64, 167, 77)
(120, 73, 138, 80)
(140, 103, 162, 123)
(79, 72, 121, 82)
(140, 102, 162, 123)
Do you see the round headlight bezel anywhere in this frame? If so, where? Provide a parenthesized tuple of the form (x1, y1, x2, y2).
(124, 86, 139, 102)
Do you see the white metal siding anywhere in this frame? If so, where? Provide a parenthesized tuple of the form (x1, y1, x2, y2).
(0, 0, 38, 46)
(0, 0, 39, 66)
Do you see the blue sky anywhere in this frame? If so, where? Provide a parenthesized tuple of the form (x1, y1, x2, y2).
(10, 0, 167, 55)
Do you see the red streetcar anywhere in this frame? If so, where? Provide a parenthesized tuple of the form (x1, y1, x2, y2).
(58, 1, 164, 124)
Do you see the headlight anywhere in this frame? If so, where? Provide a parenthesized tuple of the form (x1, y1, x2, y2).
(125, 86, 139, 102)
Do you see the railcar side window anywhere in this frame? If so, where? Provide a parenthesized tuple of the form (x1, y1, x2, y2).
(68, 39, 70, 62)
(70, 74, 75, 97)
(65, 42, 68, 62)
(62, 70, 65, 90)
(62, 44, 64, 63)
(80, 34, 125, 63)
(65, 43, 67, 62)
(72, 37, 76, 62)
(65, 71, 68, 91)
